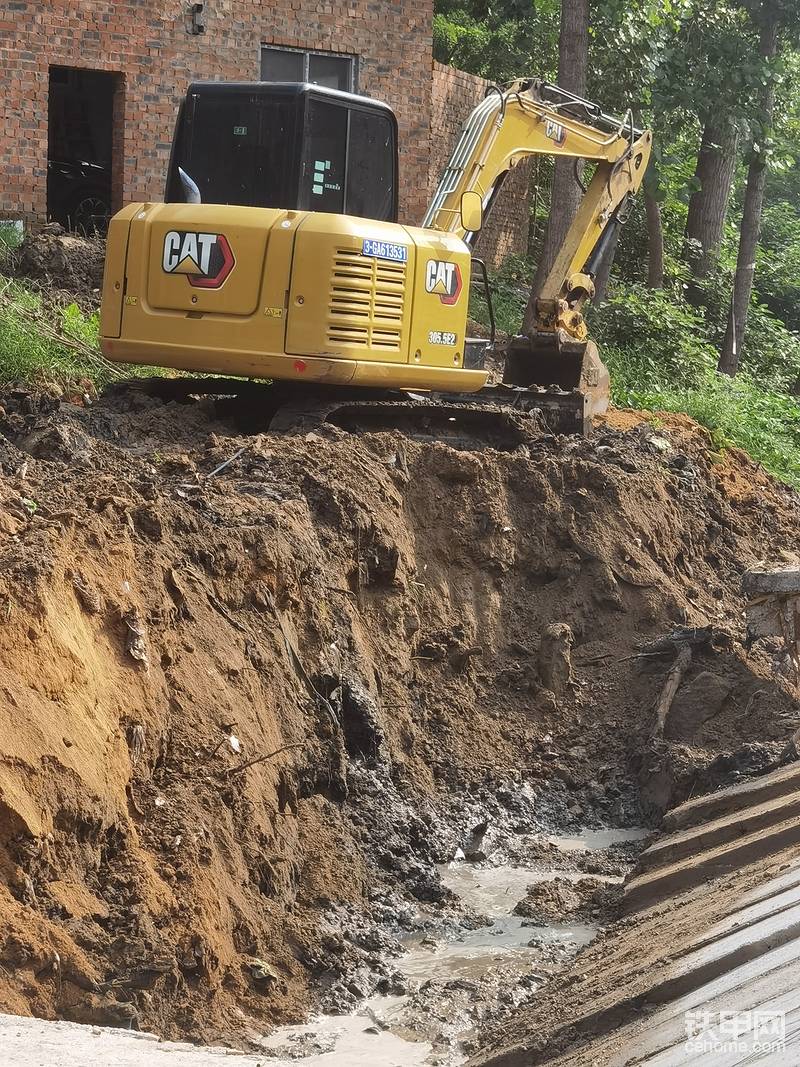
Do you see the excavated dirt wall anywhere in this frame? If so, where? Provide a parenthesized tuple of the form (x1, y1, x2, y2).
(0, 388, 797, 1045)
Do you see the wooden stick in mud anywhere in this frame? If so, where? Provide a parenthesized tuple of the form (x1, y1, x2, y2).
(226, 741, 306, 777)
(652, 642, 692, 738)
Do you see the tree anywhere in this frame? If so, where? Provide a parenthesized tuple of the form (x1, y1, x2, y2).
(719, 1, 781, 375)
(645, 2, 754, 298)
(522, 0, 589, 332)
(644, 186, 664, 289)
(432, 0, 559, 83)
(684, 120, 740, 290)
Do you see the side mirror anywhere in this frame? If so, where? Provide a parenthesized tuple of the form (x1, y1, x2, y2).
(460, 190, 483, 233)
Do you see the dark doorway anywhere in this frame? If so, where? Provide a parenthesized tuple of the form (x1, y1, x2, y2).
(47, 66, 117, 234)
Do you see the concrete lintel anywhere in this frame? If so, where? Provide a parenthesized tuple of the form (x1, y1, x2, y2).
(743, 567, 800, 596)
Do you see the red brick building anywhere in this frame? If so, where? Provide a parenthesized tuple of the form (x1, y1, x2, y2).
(0, 1, 528, 264)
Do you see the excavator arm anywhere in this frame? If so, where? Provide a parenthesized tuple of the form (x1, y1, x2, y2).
(423, 79, 652, 413)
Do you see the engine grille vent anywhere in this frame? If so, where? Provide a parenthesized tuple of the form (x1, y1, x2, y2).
(327, 249, 406, 351)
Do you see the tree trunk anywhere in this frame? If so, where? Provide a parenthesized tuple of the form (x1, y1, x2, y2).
(522, 0, 589, 332)
(645, 188, 664, 289)
(718, 7, 779, 376)
(684, 119, 740, 285)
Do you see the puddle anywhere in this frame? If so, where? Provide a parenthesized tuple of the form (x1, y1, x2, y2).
(410, 861, 598, 982)
(441, 861, 546, 916)
(399, 915, 595, 982)
(439, 860, 619, 919)
(261, 828, 645, 1066)
(548, 827, 650, 852)
(259, 1014, 432, 1066)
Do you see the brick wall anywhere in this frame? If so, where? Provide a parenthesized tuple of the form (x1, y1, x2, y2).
(0, 6, 526, 267)
(0, 0, 433, 224)
(429, 61, 530, 268)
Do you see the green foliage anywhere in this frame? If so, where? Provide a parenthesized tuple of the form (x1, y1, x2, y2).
(469, 263, 800, 398)
(590, 284, 716, 389)
(0, 276, 172, 390)
(0, 223, 22, 260)
(755, 194, 800, 332)
(686, 264, 800, 392)
(0, 278, 102, 385)
(62, 300, 100, 350)
(467, 266, 800, 487)
(592, 281, 800, 489)
(433, 0, 558, 81)
(738, 300, 800, 391)
(591, 279, 800, 395)
(624, 374, 800, 489)
(468, 253, 529, 335)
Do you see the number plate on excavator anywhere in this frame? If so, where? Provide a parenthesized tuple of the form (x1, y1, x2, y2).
(361, 239, 408, 262)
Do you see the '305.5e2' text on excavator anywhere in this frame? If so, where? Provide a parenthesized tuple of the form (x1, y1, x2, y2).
(99, 78, 651, 435)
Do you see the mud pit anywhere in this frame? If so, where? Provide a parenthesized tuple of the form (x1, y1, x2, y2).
(0, 384, 798, 1058)
(260, 829, 634, 1065)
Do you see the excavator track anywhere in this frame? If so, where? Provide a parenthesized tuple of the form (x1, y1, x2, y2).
(104, 377, 592, 446)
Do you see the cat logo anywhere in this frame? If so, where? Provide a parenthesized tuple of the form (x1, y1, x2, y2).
(425, 259, 462, 305)
(162, 230, 235, 289)
(545, 119, 566, 146)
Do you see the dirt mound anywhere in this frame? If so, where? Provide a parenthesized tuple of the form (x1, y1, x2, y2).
(0, 387, 797, 1044)
(513, 877, 603, 923)
(9, 229, 105, 308)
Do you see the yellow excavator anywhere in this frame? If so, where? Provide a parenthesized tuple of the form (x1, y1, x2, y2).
(100, 79, 651, 434)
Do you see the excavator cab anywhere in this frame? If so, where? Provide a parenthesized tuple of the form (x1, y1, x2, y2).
(165, 82, 398, 222)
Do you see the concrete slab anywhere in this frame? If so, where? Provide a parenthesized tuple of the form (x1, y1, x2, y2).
(542, 941, 800, 1066)
(742, 568, 800, 596)
(471, 762, 800, 1067)
(662, 763, 800, 833)
(640, 789, 800, 873)
(624, 812, 800, 913)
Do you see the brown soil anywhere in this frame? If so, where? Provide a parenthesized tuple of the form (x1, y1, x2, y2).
(7, 229, 105, 309)
(598, 408, 780, 505)
(0, 386, 797, 1046)
(513, 877, 607, 923)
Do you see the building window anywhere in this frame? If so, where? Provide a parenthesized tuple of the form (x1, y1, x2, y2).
(261, 46, 357, 93)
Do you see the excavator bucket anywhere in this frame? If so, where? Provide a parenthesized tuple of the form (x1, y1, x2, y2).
(502, 335, 610, 436)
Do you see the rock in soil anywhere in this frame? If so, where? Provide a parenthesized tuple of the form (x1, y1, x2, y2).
(513, 877, 611, 924)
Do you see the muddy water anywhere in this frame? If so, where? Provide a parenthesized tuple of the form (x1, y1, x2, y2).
(549, 827, 650, 851)
(260, 829, 642, 1067)
(401, 861, 599, 983)
(259, 1014, 433, 1066)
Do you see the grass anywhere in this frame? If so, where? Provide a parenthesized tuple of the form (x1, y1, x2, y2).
(613, 368, 800, 489)
(0, 222, 22, 258)
(0, 224, 121, 390)
(0, 240, 171, 391)
(0, 276, 125, 389)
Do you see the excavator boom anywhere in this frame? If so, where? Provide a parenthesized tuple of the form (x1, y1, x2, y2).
(425, 79, 652, 414)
